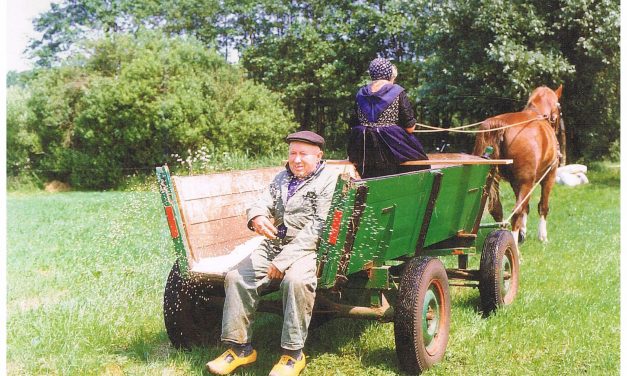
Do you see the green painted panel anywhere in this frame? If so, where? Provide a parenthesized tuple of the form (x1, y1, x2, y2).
(317, 177, 358, 288)
(346, 172, 436, 275)
(423, 165, 491, 246)
(317, 164, 493, 289)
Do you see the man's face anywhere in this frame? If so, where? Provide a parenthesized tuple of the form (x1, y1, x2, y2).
(288, 141, 323, 178)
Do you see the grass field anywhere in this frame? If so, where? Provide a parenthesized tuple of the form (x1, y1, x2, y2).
(6, 164, 620, 375)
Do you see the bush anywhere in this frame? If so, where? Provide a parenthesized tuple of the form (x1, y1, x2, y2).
(6, 86, 40, 176)
(10, 31, 298, 189)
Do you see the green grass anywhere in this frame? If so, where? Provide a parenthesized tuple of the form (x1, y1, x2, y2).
(7, 164, 619, 375)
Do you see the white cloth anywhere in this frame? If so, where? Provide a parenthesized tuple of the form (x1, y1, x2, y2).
(556, 164, 589, 186)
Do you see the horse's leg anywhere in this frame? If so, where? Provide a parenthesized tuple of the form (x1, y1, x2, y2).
(521, 200, 530, 243)
(537, 169, 557, 242)
(510, 181, 533, 247)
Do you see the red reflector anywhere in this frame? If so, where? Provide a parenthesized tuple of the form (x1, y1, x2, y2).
(452, 249, 464, 255)
(164, 206, 179, 238)
(328, 210, 343, 245)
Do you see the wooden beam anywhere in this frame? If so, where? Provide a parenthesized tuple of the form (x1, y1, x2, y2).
(401, 159, 512, 166)
(402, 152, 513, 166)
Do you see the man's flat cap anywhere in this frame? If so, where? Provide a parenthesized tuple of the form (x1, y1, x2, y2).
(285, 130, 325, 149)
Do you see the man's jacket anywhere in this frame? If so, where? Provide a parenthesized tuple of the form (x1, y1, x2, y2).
(246, 161, 338, 272)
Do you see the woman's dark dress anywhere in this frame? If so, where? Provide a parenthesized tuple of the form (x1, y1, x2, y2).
(348, 83, 429, 178)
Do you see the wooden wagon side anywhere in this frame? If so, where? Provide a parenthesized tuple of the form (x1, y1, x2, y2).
(156, 161, 358, 280)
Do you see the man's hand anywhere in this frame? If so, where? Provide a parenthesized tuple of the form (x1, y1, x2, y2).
(267, 264, 284, 280)
(251, 216, 278, 239)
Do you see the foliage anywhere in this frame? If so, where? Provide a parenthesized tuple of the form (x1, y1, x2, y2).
(238, 0, 619, 158)
(13, 31, 297, 189)
(413, 0, 619, 158)
(25, 0, 621, 160)
(6, 164, 619, 374)
(6, 86, 40, 176)
(29, 0, 224, 67)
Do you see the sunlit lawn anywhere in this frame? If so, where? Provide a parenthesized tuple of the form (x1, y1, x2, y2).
(6, 164, 619, 375)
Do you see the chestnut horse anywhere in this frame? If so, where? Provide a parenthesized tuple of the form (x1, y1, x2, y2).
(473, 85, 563, 245)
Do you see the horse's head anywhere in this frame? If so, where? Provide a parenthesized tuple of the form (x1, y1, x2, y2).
(526, 85, 563, 132)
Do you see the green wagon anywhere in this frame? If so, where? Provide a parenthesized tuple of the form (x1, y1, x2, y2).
(156, 153, 518, 374)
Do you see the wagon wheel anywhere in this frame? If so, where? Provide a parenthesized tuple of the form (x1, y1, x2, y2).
(394, 257, 451, 374)
(163, 262, 224, 349)
(479, 230, 520, 316)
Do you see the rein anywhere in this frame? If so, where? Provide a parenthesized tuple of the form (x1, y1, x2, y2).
(413, 115, 546, 134)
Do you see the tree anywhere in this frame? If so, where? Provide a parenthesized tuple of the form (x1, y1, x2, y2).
(6, 86, 40, 176)
(26, 0, 620, 160)
(411, 0, 619, 159)
(29, 0, 223, 67)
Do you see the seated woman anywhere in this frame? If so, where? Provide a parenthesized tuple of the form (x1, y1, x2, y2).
(348, 57, 429, 178)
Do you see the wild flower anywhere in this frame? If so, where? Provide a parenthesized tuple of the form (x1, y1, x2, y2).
(170, 146, 215, 175)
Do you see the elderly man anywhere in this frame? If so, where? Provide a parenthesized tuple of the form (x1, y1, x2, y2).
(206, 131, 338, 376)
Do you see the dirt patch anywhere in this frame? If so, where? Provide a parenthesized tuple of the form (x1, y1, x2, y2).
(102, 364, 125, 376)
(12, 290, 67, 312)
(45, 180, 71, 193)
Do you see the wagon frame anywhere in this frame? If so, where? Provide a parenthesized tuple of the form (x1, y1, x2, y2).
(156, 153, 518, 374)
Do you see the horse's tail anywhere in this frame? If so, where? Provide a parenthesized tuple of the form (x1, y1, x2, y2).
(486, 174, 504, 221)
(473, 118, 508, 222)
(472, 117, 506, 159)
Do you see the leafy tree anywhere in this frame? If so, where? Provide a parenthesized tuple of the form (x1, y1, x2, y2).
(411, 0, 619, 159)
(29, 0, 225, 67)
(6, 86, 40, 175)
(26, 0, 620, 160)
(551, 0, 620, 160)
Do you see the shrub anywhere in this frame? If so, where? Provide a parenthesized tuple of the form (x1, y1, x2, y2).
(11, 31, 298, 189)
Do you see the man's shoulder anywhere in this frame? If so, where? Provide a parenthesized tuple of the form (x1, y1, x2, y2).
(272, 168, 290, 181)
(314, 163, 343, 185)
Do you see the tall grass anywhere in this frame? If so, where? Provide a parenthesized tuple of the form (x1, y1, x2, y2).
(6, 164, 619, 375)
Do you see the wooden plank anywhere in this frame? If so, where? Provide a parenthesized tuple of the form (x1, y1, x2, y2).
(173, 167, 282, 201)
(401, 153, 512, 166)
(186, 216, 253, 257)
(401, 159, 512, 165)
(182, 191, 260, 224)
(192, 236, 259, 260)
(190, 236, 263, 276)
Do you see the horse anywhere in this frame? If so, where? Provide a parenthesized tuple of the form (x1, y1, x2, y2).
(473, 85, 563, 246)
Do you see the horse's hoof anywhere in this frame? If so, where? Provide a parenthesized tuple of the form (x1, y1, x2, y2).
(518, 230, 526, 244)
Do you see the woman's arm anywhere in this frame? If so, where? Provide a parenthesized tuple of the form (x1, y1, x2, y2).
(398, 91, 417, 133)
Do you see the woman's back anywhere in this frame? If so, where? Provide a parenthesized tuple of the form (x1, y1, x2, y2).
(347, 57, 429, 178)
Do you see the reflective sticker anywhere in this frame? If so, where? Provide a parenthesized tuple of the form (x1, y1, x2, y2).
(328, 210, 343, 245)
(164, 206, 179, 238)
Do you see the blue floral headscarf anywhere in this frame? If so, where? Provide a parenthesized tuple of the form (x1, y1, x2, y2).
(368, 58, 393, 80)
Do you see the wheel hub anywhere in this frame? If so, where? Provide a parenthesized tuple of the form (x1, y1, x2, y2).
(422, 283, 441, 353)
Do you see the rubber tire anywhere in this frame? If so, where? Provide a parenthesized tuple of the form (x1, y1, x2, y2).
(163, 262, 224, 349)
(394, 257, 451, 374)
(479, 230, 520, 316)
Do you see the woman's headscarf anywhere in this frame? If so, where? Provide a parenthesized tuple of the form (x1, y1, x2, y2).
(369, 58, 393, 80)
